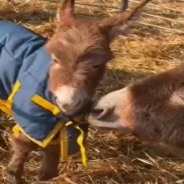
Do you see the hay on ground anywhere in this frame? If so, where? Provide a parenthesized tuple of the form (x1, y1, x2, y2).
(0, 0, 184, 183)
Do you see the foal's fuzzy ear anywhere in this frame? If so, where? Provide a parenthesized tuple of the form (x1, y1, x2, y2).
(56, 0, 75, 23)
(99, 0, 151, 42)
(107, 11, 142, 41)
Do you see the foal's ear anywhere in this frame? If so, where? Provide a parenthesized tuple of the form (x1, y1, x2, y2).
(99, 0, 151, 42)
(56, 0, 75, 23)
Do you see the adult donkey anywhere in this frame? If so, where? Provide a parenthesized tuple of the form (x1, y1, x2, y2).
(88, 59, 184, 163)
(0, 0, 150, 183)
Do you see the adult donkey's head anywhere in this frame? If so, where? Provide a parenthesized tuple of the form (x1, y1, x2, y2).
(45, 0, 150, 116)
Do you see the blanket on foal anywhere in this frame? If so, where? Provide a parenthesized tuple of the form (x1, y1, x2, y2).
(0, 22, 88, 166)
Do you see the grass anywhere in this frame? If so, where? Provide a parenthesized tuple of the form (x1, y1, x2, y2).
(0, 0, 184, 183)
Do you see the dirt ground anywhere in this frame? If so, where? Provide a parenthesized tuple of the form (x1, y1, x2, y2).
(0, 0, 184, 183)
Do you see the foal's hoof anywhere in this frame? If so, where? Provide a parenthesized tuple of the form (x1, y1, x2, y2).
(39, 171, 58, 181)
(6, 171, 23, 184)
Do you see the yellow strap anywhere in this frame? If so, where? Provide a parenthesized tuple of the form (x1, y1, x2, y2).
(31, 95, 61, 115)
(64, 119, 87, 167)
(60, 126, 68, 161)
(0, 99, 13, 116)
(8, 81, 21, 103)
(5, 82, 88, 167)
(31, 95, 88, 166)
(59, 121, 87, 167)
(12, 124, 20, 134)
(74, 125, 87, 168)
(65, 121, 73, 126)
(0, 81, 21, 117)
(9, 124, 20, 142)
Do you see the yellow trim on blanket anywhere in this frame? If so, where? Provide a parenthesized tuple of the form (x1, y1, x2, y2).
(11, 123, 63, 148)
(11, 122, 87, 167)
(0, 81, 21, 117)
(1, 81, 88, 167)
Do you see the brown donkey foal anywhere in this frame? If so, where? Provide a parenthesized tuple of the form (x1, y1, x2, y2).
(3, 0, 151, 183)
(88, 63, 184, 157)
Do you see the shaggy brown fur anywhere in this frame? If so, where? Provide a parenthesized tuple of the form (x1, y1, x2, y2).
(46, 0, 151, 103)
(88, 63, 184, 160)
(6, 0, 151, 183)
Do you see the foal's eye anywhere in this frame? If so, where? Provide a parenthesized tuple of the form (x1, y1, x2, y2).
(53, 58, 59, 63)
(51, 54, 59, 63)
(93, 65, 101, 69)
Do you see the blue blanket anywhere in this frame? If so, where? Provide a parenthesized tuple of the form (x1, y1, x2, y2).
(0, 22, 88, 157)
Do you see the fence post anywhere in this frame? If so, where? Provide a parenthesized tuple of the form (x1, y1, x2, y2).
(119, 0, 128, 13)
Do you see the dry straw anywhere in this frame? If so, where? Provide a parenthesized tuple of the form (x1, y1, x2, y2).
(0, 0, 184, 183)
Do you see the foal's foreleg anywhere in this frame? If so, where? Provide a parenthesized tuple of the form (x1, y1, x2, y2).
(39, 144, 60, 181)
(6, 133, 37, 184)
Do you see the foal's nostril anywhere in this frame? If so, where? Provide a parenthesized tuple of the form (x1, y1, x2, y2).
(61, 100, 82, 112)
(62, 103, 70, 111)
(75, 99, 81, 107)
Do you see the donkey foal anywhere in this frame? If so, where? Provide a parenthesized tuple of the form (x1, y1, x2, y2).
(0, 0, 151, 183)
